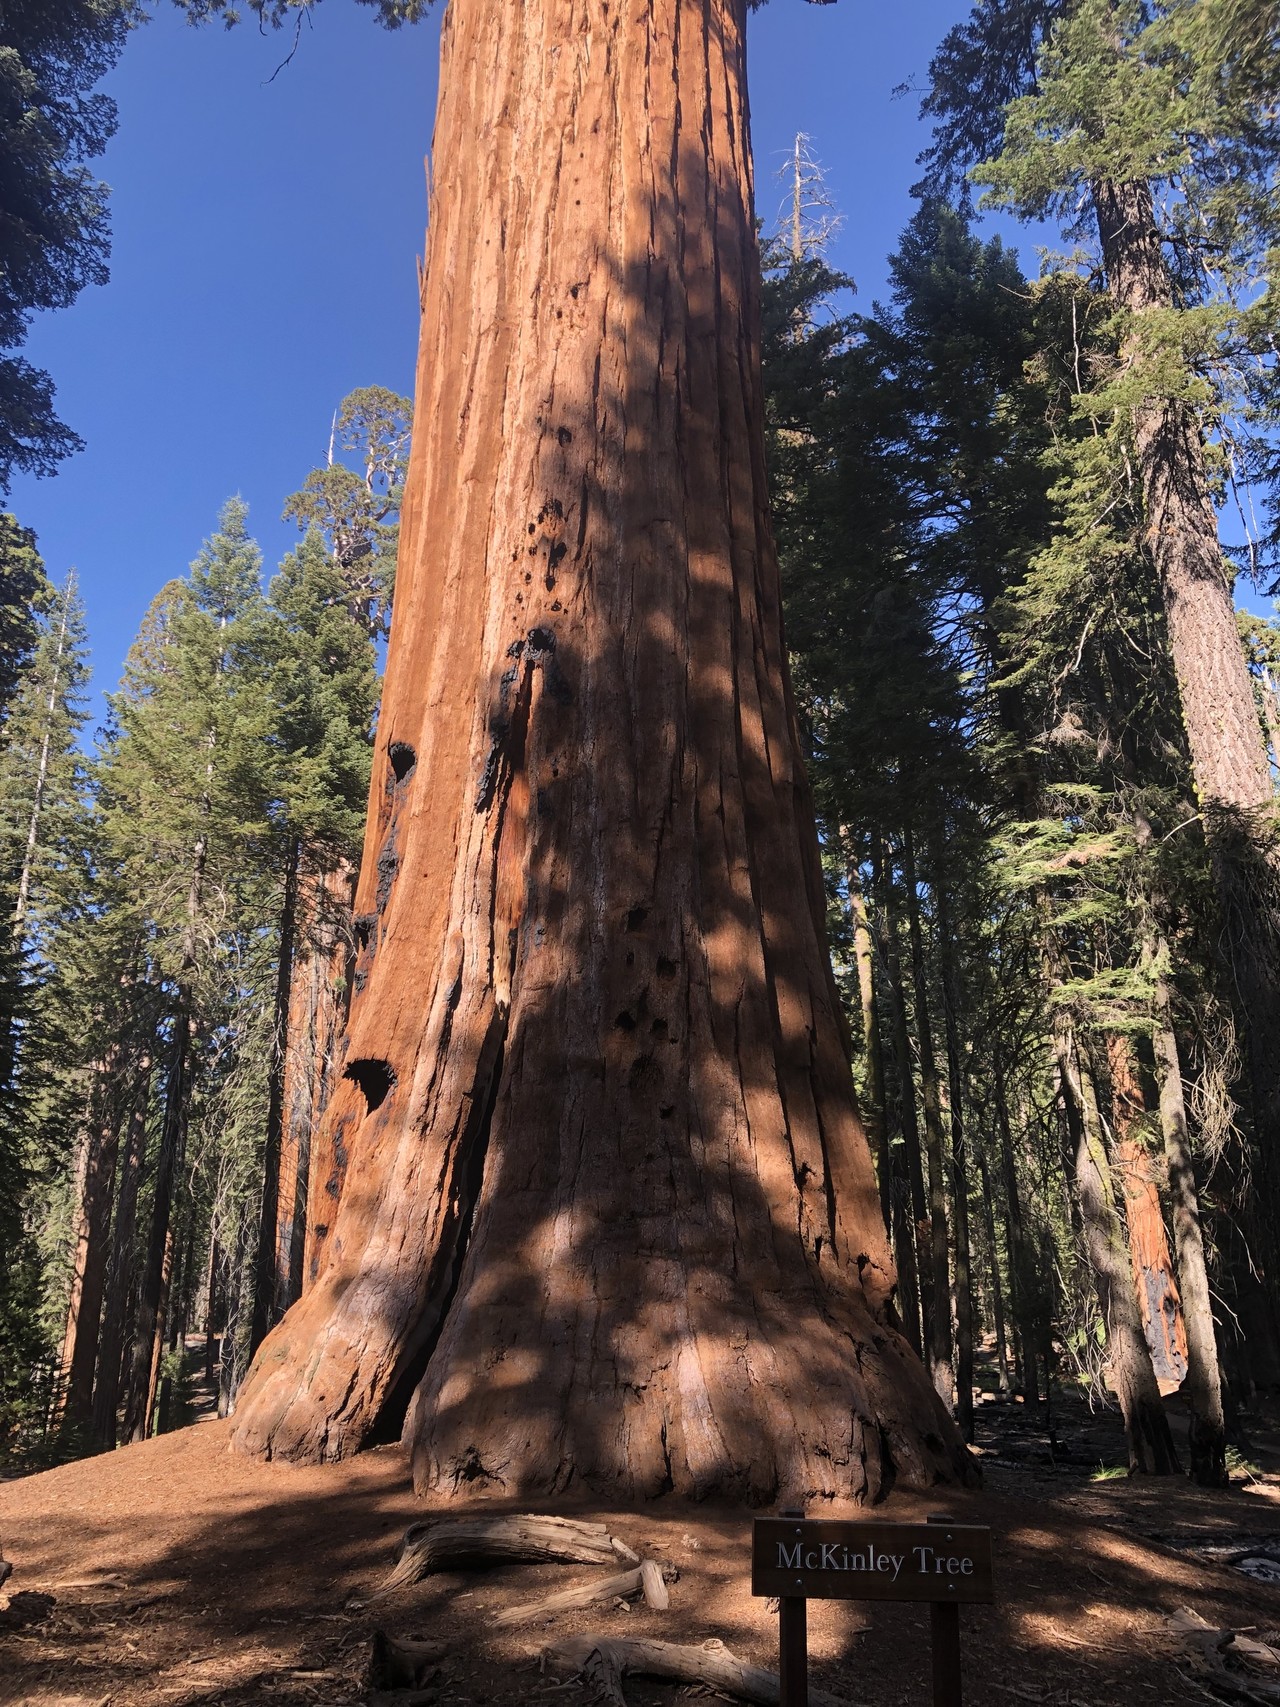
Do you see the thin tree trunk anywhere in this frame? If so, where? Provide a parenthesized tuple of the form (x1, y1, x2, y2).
(1056, 1021, 1179, 1473)
(92, 1044, 153, 1449)
(285, 861, 356, 1299)
(1148, 961, 1228, 1484)
(1094, 172, 1280, 1191)
(203, 1230, 219, 1386)
(878, 855, 926, 1356)
(994, 1060, 1037, 1405)
(847, 859, 890, 1233)
(56, 1117, 92, 1419)
(976, 1150, 1011, 1397)
(59, 1058, 125, 1433)
(935, 877, 973, 1440)
(124, 926, 201, 1441)
(902, 827, 954, 1410)
(1104, 1034, 1188, 1386)
(251, 833, 300, 1353)
(229, 0, 970, 1500)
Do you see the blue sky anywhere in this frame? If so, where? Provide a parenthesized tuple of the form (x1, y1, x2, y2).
(11, 1, 1011, 728)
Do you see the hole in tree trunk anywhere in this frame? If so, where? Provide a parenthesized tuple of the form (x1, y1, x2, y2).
(368, 1009, 508, 1447)
(345, 1058, 395, 1114)
(388, 741, 416, 784)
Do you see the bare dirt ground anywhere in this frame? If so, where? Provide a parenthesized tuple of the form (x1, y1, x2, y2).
(4, 1389, 1280, 1707)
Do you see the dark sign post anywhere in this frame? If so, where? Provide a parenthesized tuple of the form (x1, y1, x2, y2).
(751, 1511, 993, 1707)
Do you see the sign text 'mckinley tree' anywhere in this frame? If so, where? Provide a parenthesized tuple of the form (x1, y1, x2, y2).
(229, 0, 973, 1503)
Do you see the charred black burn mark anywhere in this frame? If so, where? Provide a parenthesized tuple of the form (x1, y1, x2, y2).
(656, 954, 677, 979)
(345, 1057, 395, 1115)
(353, 913, 377, 952)
(548, 540, 567, 571)
(526, 625, 572, 705)
(388, 741, 416, 785)
(557, 426, 572, 446)
(478, 627, 571, 812)
(376, 832, 401, 914)
(537, 499, 565, 525)
(628, 1052, 659, 1095)
(659, 1103, 675, 1120)
(651, 1017, 668, 1040)
(476, 745, 503, 813)
(626, 905, 649, 931)
(613, 1011, 637, 1032)
(536, 786, 555, 818)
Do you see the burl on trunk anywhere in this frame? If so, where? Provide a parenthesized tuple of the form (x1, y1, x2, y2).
(231, 0, 970, 1502)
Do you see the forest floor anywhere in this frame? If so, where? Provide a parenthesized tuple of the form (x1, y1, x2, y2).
(4, 1382, 1280, 1707)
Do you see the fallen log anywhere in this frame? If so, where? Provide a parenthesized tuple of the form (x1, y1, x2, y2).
(494, 1566, 645, 1627)
(544, 1633, 859, 1707)
(380, 1515, 638, 1595)
(639, 1560, 669, 1611)
(1168, 1608, 1280, 1706)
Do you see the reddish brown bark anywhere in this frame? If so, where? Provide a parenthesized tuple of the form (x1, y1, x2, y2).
(58, 1060, 124, 1433)
(91, 1045, 153, 1449)
(1105, 1036, 1187, 1388)
(1057, 1024, 1178, 1474)
(230, 0, 970, 1502)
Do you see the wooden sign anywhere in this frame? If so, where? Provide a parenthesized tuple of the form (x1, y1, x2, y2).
(753, 1513, 993, 1707)
(752, 1518, 993, 1604)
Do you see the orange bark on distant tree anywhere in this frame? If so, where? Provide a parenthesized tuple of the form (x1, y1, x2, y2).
(1106, 1036, 1187, 1388)
(230, 0, 971, 1502)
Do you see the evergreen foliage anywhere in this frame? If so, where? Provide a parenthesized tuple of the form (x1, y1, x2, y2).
(0, 0, 137, 490)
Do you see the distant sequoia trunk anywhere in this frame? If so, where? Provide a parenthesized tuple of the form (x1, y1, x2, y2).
(230, 0, 971, 1502)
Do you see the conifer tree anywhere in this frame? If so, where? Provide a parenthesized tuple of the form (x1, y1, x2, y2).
(248, 528, 379, 1350)
(920, 0, 1280, 1270)
(97, 499, 270, 1442)
(0, 1, 136, 488)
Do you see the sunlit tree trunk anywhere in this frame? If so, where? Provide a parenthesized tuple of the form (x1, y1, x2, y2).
(58, 1054, 125, 1433)
(1104, 1035, 1188, 1387)
(1094, 175, 1280, 1192)
(1056, 1022, 1179, 1473)
(280, 862, 357, 1298)
(1146, 961, 1228, 1485)
(230, 0, 970, 1501)
(902, 828, 954, 1410)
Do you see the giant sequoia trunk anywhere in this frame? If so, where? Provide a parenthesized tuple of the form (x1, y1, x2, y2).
(231, 0, 970, 1502)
